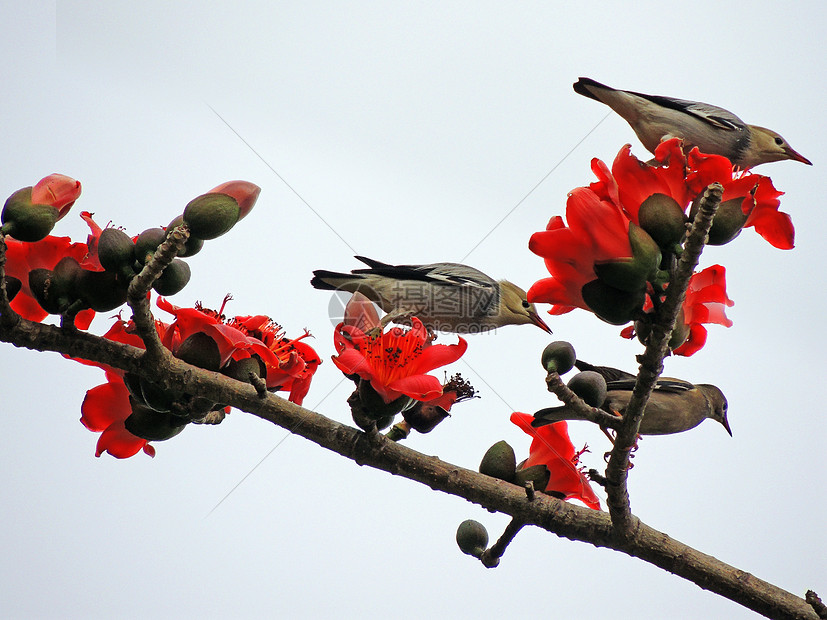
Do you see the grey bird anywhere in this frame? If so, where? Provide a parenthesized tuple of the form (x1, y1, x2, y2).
(573, 77, 811, 169)
(311, 256, 551, 334)
(532, 360, 731, 436)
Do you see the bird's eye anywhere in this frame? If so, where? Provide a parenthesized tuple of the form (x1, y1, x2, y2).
(774, 137, 784, 146)
(522, 300, 530, 308)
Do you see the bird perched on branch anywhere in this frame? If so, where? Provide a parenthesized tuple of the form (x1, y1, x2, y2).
(532, 360, 731, 436)
(311, 256, 551, 334)
(573, 77, 811, 169)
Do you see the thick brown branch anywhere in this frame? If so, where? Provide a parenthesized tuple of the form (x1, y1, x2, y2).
(604, 183, 723, 537)
(0, 313, 817, 619)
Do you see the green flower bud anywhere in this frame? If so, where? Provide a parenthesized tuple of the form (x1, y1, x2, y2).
(581, 279, 646, 325)
(456, 520, 488, 558)
(690, 196, 747, 245)
(222, 356, 265, 382)
(175, 332, 222, 371)
(479, 440, 517, 482)
(513, 464, 550, 492)
(166, 214, 204, 257)
(97, 227, 136, 272)
(356, 379, 410, 420)
(637, 193, 687, 249)
(124, 400, 187, 442)
(540, 340, 576, 374)
(139, 377, 175, 413)
(1, 187, 59, 242)
(183, 193, 240, 240)
(593, 223, 661, 293)
(152, 258, 191, 296)
(76, 268, 128, 312)
(134, 227, 167, 265)
(567, 371, 608, 408)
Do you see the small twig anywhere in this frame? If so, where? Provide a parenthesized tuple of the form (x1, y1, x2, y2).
(524, 480, 535, 501)
(480, 518, 525, 569)
(604, 183, 723, 539)
(249, 371, 268, 398)
(127, 225, 188, 359)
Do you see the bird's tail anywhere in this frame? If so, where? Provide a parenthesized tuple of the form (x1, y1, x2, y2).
(573, 77, 613, 102)
(530, 406, 568, 428)
(310, 270, 363, 291)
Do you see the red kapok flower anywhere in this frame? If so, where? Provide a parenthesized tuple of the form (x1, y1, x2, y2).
(332, 317, 467, 404)
(528, 183, 660, 324)
(674, 265, 734, 356)
(510, 412, 600, 510)
(3, 234, 96, 328)
(81, 370, 155, 459)
(31, 173, 82, 221)
(208, 180, 261, 221)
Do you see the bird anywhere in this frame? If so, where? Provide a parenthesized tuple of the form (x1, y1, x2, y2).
(311, 256, 551, 334)
(532, 360, 731, 436)
(573, 77, 811, 169)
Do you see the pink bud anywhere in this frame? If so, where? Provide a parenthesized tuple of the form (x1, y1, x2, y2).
(208, 180, 260, 220)
(31, 174, 82, 221)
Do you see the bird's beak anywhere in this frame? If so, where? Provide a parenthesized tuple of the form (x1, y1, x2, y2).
(529, 311, 552, 334)
(784, 145, 812, 165)
(721, 415, 733, 437)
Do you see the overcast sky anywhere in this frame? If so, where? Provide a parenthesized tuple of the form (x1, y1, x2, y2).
(1, 2, 825, 619)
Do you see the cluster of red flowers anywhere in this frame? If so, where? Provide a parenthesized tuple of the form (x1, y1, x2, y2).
(528, 139, 788, 355)
(2, 173, 319, 458)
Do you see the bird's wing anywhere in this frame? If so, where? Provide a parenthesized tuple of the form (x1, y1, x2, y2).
(629, 92, 747, 132)
(353, 257, 496, 289)
(574, 360, 636, 382)
(605, 377, 695, 393)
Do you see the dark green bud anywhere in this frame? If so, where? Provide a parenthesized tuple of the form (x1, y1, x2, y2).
(183, 193, 240, 240)
(166, 214, 204, 257)
(76, 268, 128, 312)
(97, 227, 136, 272)
(134, 227, 167, 264)
(1, 187, 59, 242)
(356, 379, 410, 420)
(152, 258, 191, 296)
(567, 371, 608, 408)
(690, 196, 747, 246)
(175, 332, 222, 371)
(541, 340, 576, 374)
(456, 520, 488, 558)
(222, 356, 265, 383)
(479, 440, 517, 482)
(139, 377, 175, 413)
(513, 464, 551, 492)
(581, 279, 646, 325)
(124, 400, 187, 442)
(638, 193, 687, 249)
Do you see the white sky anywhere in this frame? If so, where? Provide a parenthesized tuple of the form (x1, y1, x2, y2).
(1, 2, 825, 619)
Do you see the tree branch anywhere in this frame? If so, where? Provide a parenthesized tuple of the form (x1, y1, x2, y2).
(604, 183, 723, 537)
(0, 310, 818, 620)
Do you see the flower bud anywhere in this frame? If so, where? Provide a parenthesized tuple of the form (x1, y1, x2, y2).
(1, 188, 59, 242)
(581, 279, 646, 325)
(479, 440, 517, 482)
(133, 227, 167, 265)
(513, 464, 550, 492)
(183, 193, 240, 240)
(456, 519, 488, 558)
(124, 400, 187, 442)
(139, 377, 175, 413)
(166, 214, 204, 257)
(637, 193, 687, 249)
(152, 258, 191, 296)
(175, 332, 222, 371)
(222, 356, 265, 382)
(97, 227, 136, 273)
(357, 379, 410, 419)
(76, 268, 128, 312)
(207, 180, 261, 221)
(690, 196, 747, 245)
(593, 223, 661, 293)
(567, 371, 607, 408)
(401, 401, 450, 433)
(540, 340, 576, 374)
(31, 173, 81, 220)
